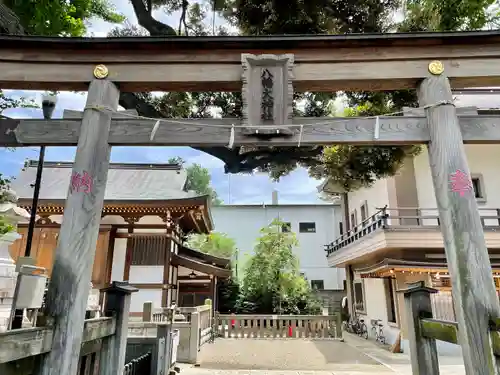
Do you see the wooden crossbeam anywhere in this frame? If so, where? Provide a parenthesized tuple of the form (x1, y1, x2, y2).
(3, 33, 500, 91)
(2, 115, 500, 147)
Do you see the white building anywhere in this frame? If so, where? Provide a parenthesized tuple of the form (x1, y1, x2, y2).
(211, 201, 345, 291)
(322, 142, 500, 354)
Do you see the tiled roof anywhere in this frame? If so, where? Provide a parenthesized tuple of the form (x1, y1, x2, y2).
(12, 161, 198, 201)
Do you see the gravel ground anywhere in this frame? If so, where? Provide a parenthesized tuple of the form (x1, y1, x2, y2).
(197, 339, 384, 371)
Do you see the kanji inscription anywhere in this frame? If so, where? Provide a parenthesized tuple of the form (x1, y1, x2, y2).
(261, 68, 274, 122)
(450, 169, 473, 197)
(70, 171, 94, 194)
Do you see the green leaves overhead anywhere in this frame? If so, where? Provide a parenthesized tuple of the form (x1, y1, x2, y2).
(186, 232, 237, 258)
(168, 157, 222, 205)
(4, 0, 124, 37)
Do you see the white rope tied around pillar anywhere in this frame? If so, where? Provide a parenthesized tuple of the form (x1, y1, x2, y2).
(150, 120, 161, 141)
(227, 124, 235, 149)
(422, 100, 455, 109)
(82, 99, 458, 148)
(374, 116, 380, 140)
(297, 125, 304, 147)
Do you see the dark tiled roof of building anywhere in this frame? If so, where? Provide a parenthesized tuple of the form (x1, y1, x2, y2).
(12, 161, 198, 201)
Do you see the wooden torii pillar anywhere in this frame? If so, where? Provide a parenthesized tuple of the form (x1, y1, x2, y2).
(36, 66, 120, 375)
(419, 62, 500, 374)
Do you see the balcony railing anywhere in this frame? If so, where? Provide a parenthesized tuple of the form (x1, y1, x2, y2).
(325, 206, 500, 256)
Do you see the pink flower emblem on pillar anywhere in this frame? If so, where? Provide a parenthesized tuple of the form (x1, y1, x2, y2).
(70, 171, 93, 194)
(450, 169, 472, 197)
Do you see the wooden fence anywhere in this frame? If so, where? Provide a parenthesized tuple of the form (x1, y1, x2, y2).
(430, 291, 456, 322)
(215, 314, 342, 339)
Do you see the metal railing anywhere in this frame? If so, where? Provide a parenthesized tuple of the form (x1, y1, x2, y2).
(325, 206, 500, 255)
(123, 352, 152, 375)
(325, 207, 388, 255)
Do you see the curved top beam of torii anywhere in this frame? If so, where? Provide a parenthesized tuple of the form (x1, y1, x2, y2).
(2, 30, 500, 92)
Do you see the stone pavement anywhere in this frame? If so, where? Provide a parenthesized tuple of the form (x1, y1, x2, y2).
(178, 333, 466, 375)
(343, 333, 465, 375)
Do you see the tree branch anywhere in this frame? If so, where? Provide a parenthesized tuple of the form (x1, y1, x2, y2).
(0, 3, 24, 35)
(179, 0, 189, 35)
(129, 0, 177, 35)
(235, 147, 323, 172)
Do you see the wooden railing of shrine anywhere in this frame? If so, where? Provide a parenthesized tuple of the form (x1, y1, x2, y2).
(0, 317, 115, 372)
(0, 282, 136, 375)
(215, 314, 342, 340)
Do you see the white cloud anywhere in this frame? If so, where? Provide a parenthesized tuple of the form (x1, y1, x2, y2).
(186, 153, 225, 169)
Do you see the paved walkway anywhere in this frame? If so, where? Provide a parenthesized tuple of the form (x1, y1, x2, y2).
(343, 333, 465, 375)
(196, 339, 383, 371)
(179, 333, 465, 375)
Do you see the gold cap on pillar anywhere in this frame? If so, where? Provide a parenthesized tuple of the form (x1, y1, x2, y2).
(428, 60, 444, 75)
(93, 64, 109, 79)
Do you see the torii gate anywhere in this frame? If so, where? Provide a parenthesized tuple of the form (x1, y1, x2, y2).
(2, 31, 500, 375)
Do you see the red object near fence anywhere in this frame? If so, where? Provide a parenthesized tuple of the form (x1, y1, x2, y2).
(288, 325, 293, 337)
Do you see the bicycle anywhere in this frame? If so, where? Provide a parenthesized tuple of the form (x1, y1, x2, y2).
(354, 317, 368, 339)
(370, 319, 386, 344)
(344, 314, 367, 339)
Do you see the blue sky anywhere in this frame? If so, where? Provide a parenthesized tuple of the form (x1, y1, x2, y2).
(1, 0, 499, 204)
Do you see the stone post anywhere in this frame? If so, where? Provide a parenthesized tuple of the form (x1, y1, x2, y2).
(400, 281, 440, 375)
(0, 232, 20, 331)
(0, 190, 31, 332)
(99, 281, 138, 375)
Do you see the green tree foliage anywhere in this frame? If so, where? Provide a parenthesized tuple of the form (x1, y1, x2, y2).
(399, 0, 498, 32)
(185, 231, 237, 258)
(186, 230, 240, 312)
(0, 174, 15, 235)
(217, 277, 241, 313)
(3, 0, 124, 37)
(168, 157, 222, 204)
(237, 219, 320, 314)
(0, 91, 38, 116)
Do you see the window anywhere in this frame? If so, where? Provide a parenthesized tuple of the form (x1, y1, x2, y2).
(384, 278, 397, 323)
(354, 280, 365, 312)
(351, 209, 358, 230)
(281, 222, 291, 232)
(130, 236, 169, 265)
(471, 174, 486, 202)
(299, 222, 316, 233)
(360, 201, 368, 223)
(311, 280, 324, 290)
(339, 222, 344, 235)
